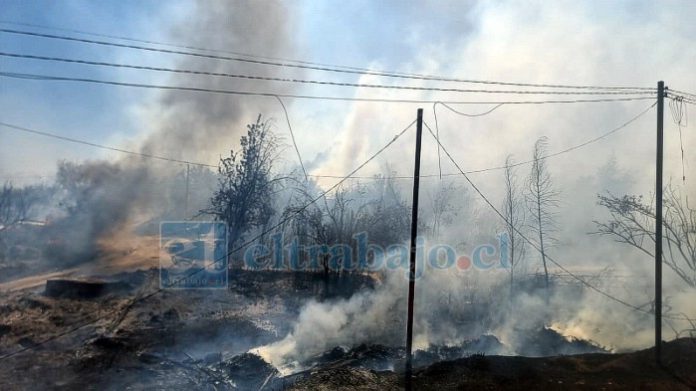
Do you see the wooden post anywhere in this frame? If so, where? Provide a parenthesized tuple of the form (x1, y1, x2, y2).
(655, 81, 665, 364)
(406, 108, 423, 390)
(185, 163, 190, 218)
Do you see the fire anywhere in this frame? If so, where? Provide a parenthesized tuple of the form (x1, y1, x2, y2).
(549, 322, 592, 342)
(251, 341, 299, 376)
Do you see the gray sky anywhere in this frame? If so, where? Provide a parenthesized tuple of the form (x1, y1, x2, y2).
(2, 1, 693, 186)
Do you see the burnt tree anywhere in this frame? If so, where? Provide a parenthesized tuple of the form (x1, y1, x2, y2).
(525, 137, 559, 296)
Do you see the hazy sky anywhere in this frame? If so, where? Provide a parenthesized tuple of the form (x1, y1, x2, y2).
(1, 0, 694, 193)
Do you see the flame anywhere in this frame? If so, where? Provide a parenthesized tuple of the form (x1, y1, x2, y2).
(250, 340, 299, 376)
(549, 322, 592, 342)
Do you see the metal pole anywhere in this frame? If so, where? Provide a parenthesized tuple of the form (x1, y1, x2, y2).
(655, 81, 664, 364)
(185, 163, 190, 217)
(405, 108, 423, 390)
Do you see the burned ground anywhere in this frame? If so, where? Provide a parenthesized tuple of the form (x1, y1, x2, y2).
(291, 339, 696, 390)
(0, 268, 378, 389)
(0, 265, 693, 390)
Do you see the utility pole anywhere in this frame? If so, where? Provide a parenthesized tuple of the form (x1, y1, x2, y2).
(185, 163, 190, 218)
(655, 81, 665, 364)
(405, 108, 423, 390)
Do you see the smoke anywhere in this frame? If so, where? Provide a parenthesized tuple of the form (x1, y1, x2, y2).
(20, 0, 693, 369)
(254, 155, 694, 369)
(45, 0, 303, 261)
(46, 160, 151, 263)
(256, 272, 407, 370)
(140, 0, 303, 163)
(256, 259, 671, 370)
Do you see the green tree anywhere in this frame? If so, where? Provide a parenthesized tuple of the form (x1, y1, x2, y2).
(206, 115, 277, 253)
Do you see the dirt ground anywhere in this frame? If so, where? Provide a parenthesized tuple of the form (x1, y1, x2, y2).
(291, 338, 696, 390)
(0, 265, 374, 390)
(0, 243, 694, 390)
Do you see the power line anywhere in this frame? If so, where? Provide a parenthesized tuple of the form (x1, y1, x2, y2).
(445, 101, 658, 173)
(97, 118, 416, 345)
(668, 96, 689, 183)
(670, 95, 696, 107)
(0, 28, 657, 92)
(0, 119, 417, 361)
(309, 102, 656, 180)
(422, 120, 691, 322)
(432, 102, 508, 179)
(0, 122, 218, 168)
(0, 52, 656, 96)
(0, 120, 346, 182)
(0, 20, 388, 74)
(5, 99, 652, 181)
(433, 106, 444, 180)
(2, 97, 648, 181)
(437, 102, 506, 117)
(666, 90, 696, 107)
(668, 88, 696, 100)
(274, 95, 308, 181)
(0, 20, 493, 81)
(0, 71, 659, 105)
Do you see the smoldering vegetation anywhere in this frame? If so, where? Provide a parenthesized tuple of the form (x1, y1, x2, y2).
(2, 106, 694, 389)
(3, 0, 303, 270)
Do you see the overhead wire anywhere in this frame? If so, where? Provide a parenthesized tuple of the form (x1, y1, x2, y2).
(433, 104, 443, 180)
(0, 28, 657, 92)
(0, 52, 657, 96)
(0, 71, 659, 105)
(0, 21, 692, 351)
(114, 119, 416, 300)
(668, 88, 696, 101)
(0, 20, 389, 74)
(0, 21, 676, 98)
(438, 102, 507, 117)
(421, 120, 692, 322)
(0, 122, 217, 168)
(668, 95, 688, 183)
(432, 101, 507, 180)
(274, 95, 308, 181)
(2, 99, 653, 186)
(310, 101, 656, 180)
(2, 118, 308, 183)
(2, 99, 650, 182)
(3, 112, 691, 360)
(667, 90, 696, 107)
(0, 118, 417, 361)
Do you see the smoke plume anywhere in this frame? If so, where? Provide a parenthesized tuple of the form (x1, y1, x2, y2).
(47, 0, 303, 260)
